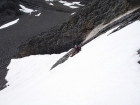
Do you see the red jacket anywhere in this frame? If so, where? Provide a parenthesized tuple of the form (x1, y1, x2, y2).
(75, 46, 81, 52)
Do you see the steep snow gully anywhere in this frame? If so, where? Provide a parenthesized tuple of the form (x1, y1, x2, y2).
(0, 21, 140, 105)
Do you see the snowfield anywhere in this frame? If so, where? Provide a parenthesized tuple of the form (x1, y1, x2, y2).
(0, 21, 140, 105)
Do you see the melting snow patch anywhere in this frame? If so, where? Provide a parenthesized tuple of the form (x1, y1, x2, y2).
(19, 4, 36, 14)
(49, 3, 54, 6)
(71, 12, 75, 15)
(35, 13, 41, 16)
(59, 1, 83, 9)
(72, 2, 84, 6)
(0, 18, 19, 29)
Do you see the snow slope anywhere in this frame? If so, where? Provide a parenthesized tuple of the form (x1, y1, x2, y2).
(0, 21, 140, 105)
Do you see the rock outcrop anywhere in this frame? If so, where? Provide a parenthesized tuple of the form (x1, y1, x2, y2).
(16, 0, 140, 58)
(0, 0, 21, 26)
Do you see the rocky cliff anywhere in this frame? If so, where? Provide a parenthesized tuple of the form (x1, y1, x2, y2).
(16, 0, 140, 58)
(0, 0, 21, 26)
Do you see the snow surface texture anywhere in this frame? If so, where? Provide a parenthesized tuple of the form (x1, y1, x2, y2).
(0, 18, 19, 29)
(0, 21, 140, 105)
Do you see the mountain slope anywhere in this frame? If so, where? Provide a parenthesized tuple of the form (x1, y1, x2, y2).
(0, 0, 87, 89)
(0, 20, 140, 105)
(0, 0, 140, 91)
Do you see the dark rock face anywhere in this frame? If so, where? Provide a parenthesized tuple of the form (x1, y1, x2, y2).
(0, 0, 21, 26)
(0, 59, 10, 90)
(16, 0, 140, 58)
(0, 0, 90, 26)
(0, 0, 21, 90)
(127, 0, 140, 7)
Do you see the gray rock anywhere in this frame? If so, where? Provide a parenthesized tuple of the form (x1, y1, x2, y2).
(16, 0, 140, 58)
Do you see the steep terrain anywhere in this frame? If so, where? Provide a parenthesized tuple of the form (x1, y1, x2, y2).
(16, 0, 140, 58)
(0, 0, 140, 90)
(0, 0, 88, 90)
(0, 20, 140, 105)
(15, 0, 140, 69)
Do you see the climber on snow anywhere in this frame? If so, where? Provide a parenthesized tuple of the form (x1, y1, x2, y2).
(71, 45, 81, 57)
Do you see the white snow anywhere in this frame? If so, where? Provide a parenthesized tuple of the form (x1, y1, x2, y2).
(71, 12, 75, 15)
(35, 13, 41, 16)
(45, 0, 54, 6)
(0, 21, 140, 105)
(0, 18, 19, 29)
(59, 1, 83, 9)
(19, 4, 35, 14)
(45, 0, 84, 8)
(49, 3, 54, 6)
(72, 2, 84, 6)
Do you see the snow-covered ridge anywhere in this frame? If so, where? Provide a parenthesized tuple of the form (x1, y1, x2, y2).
(0, 21, 140, 105)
